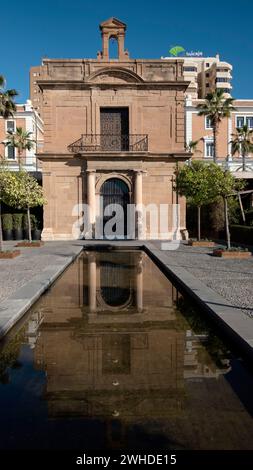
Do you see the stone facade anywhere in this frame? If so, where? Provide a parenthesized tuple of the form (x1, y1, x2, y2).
(31, 18, 190, 240)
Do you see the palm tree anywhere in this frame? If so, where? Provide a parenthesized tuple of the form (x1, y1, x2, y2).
(5, 127, 35, 170)
(0, 75, 18, 118)
(230, 124, 253, 172)
(197, 89, 236, 163)
(0, 75, 18, 252)
(185, 139, 200, 154)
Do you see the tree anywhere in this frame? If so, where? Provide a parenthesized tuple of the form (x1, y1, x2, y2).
(209, 196, 241, 234)
(230, 124, 253, 172)
(3, 171, 46, 242)
(185, 140, 200, 153)
(175, 161, 218, 241)
(0, 162, 13, 251)
(0, 75, 18, 119)
(0, 165, 3, 252)
(207, 165, 245, 249)
(5, 127, 35, 170)
(0, 76, 18, 251)
(197, 90, 235, 163)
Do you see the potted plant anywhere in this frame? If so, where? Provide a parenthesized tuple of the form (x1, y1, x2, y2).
(175, 161, 218, 246)
(23, 214, 36, 239)
(13, 213, 23, 240)
(23, 213, 29, 240)
(209, 168, 245, 257)
(2, 214, 13, 240)
(32, 216, 41, 240)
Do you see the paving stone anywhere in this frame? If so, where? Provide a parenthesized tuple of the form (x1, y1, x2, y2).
(0, 241, 83, 339)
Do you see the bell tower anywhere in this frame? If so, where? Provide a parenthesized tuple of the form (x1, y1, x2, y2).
(97, 17, 129, 61)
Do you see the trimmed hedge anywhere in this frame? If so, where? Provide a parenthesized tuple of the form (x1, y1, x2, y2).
(245, 209, 253, 225)
(230, 225, 253, 245)
(13, 213, 23, 230)
(2, 214, 13, 230)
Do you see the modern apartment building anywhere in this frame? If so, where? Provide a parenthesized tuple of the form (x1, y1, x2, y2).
(162, 54, 232, 99)
(0, 99, 44, 173)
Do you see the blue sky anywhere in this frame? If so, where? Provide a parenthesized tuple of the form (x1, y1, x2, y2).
(1, 0, 253, 101)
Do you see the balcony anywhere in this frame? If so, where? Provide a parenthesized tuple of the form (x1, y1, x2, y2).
(68, 134, 148, 153)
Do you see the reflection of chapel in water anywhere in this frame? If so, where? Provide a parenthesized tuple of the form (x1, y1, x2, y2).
(33, 252, 185, 419)
(30, 252, 230, 426)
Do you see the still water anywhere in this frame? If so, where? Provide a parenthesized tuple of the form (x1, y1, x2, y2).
(0, 250, 253, 450)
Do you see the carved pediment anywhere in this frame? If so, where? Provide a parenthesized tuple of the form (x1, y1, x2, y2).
(88, 67, 143, 84)
(100, 17, 127, 30)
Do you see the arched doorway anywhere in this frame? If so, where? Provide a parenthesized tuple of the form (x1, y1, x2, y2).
(101, 178, 130, 237)
(100, 260, 131, 308)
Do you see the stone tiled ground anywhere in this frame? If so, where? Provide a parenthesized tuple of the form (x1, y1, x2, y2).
(0, 240, 252, 320)
(150, 241, 253, 318)
(0, 241, 83, 303)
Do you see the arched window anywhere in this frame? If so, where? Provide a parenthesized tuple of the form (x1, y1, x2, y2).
(109, 35, 119, 59)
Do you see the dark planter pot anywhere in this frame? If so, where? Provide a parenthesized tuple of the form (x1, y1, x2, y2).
(3, 230, 13, 241)
(23, 229, 29, 240)
(13, 228, 23, 240)
(32, 229, 41, 241)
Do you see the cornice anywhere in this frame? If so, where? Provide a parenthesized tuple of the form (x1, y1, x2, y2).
(37, 80, 190, 91)
(38, 151, 189, 161)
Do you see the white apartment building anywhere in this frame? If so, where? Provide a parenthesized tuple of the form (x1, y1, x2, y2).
(162, 54, 232, 98)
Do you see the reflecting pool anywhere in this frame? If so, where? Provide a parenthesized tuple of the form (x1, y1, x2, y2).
(0, 250, 253, 450)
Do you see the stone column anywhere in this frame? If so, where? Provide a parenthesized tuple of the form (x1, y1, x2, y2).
(118, 33, 125, 59)
(135, 253, 144, 312)
(134, 170, 144, 239)
(87, 170, 96, 238)
(88, 253, 97, 313)
(102, 32, 109, 60)
(41, 171, 54, 241)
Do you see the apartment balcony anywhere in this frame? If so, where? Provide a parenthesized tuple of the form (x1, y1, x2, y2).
(68, 134, 149, 153)
(216, 82, 232, 88)
(1, 155, 42, 173)
(202, 157, 253, 178)
(224, 157, 253, 178)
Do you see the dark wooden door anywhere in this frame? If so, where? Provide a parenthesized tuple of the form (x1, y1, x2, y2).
(101, 178, 129, 237)
(100, 108, 129, 150)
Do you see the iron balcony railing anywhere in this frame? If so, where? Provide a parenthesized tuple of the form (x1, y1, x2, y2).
(68, 134, 148, 153)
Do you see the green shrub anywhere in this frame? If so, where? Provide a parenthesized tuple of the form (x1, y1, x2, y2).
(225, 246, 249, 252)
(23, 213, 36, 230)
(23, 213, 28, 229)
(2, 213, 13, 230)
(32, 215, 39, 230)
(13, 213, 23, 230)
(230, 225, 253, 245)
(209, 197, 241, 233)
(245, 209, 253, 225)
